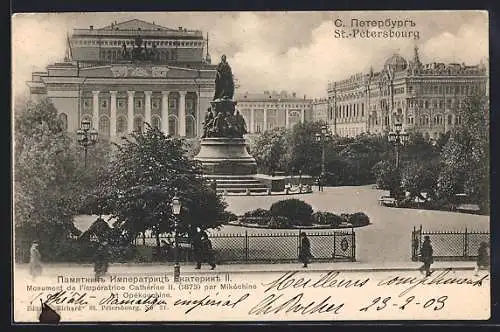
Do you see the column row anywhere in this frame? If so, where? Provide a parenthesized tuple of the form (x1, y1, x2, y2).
(90, 90, 189, 137)
(243, 108, 307, 133)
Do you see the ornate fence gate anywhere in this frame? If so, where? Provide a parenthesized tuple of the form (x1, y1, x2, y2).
(411, 225, 490, 261)
(151, 229, 356, 264)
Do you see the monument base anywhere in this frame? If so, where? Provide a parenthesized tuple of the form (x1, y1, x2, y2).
(194, 137, 257, 175)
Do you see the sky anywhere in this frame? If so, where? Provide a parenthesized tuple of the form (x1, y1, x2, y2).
(12, 11, 488, 99)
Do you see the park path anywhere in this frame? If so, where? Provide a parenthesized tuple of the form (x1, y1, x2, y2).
(223, 186, 489, 264)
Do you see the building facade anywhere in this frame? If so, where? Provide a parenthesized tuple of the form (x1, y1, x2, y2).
(235, 91, 313, 134)
(311, 98, 330, 123)
(327, 47, 488, 138)
(27, 19, 216, 139)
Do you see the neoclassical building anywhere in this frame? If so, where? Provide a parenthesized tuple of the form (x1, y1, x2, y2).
(326, 47, 488, 138)
(235, 91, 313, 134)
(27, 19, 216, 139)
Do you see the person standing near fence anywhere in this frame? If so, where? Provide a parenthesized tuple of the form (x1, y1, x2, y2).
(29, 241, 42, 280)
(202, 233, 217, 270)
(93, 240, 110, 279)
(475, 241, 489, 276)
(419, 236, 433, 277)
(299, 232, 312, 268)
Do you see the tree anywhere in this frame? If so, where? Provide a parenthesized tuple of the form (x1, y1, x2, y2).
(287, 121, 326, 175)
(248, 127, 290, 174)
(437, 94, 489, 210)
(14, 98, 106, 262)
(87, 125, 227, 248)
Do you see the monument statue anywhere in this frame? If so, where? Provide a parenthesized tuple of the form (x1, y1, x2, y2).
(201, 55, 247, 138)
(195, 55, 257, 176)
(213, 55, 234, 100)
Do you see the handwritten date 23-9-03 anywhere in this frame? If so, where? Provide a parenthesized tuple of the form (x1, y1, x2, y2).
(359, 295, 448, 312)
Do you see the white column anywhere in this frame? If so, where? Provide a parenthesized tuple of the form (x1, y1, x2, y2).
(127, 91, 135, 133)
(161, 91, 169, 135)
(109, 91, 117, 137)
(285, 109, 289, 128)
(301, 109, 305, 123)
(144, 91, 152, 126)
(92, 91, 100, 130)
(179, 91, 186, 136)
(263, 109, 268, 131)
(250, 109, 255, 133)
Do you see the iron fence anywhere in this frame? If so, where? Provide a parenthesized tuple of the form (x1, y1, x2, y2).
(145, 229, 355, 264)
(411, 225, 490, 261)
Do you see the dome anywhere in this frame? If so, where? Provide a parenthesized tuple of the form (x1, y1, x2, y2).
(384, 53, 408, 72)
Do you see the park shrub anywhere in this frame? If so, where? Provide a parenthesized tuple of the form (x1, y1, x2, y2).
(312, 211, 344, 227)
(220, 211, 238, 223)
(347, 212, 370, 227)
(240, 208, 272, 225)
(270, 199, 313, 226)
(268, 216, 291, 229)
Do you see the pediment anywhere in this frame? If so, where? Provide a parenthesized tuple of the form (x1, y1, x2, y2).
(99, 19, 170, 31)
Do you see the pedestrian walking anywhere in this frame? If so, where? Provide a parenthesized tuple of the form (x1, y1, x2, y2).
(474, 241, 489, 276)
(202, 234, 217, 270)
(93, 240, 110, 279)
(298, 232, 312, 268)
(419, 236, 433, 277)
(315, 177, 321, 192)
(192, 228, 206, 269)
(29, 241, 42, 280)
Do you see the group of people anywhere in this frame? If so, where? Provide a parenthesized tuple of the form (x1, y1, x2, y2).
(418, 236, 490, 277)
(157, 227, 217, 270)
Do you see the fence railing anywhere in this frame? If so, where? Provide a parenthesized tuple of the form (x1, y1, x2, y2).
(411, 225, 490, 261)
(140, 230, 356, 264)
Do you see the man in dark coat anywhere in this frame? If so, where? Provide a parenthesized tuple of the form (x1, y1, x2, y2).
(202, 234, 217, 270)
(192, 228, 210, 269)
(419, 236, 433, 277)
(299, 232, 312, 268)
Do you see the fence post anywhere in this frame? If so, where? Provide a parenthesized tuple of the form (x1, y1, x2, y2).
(245, 230, 249, 263)
(464, 227, 468, 258)
(351, 230, 356, 262)
(333, 231, 336, 261)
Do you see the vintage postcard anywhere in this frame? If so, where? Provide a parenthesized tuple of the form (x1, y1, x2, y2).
(12, 11, 490, 322)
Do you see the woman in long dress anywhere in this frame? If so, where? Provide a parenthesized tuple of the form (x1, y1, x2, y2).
(299, 232, 312, 268)
(29, 241, 42, 280)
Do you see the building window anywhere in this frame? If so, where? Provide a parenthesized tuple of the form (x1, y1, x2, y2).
(99, 116, 110, 136)
(186, 99, 194, 112)
(169, 116, 178, 136)
(152, 99, 160, 110)
(425, 100, 429, 108)
(118, 99, 125, 109)
(134, 117, 143, 132)
(186, 115, 196, 137)
(58, 113, 68, 131)
(83, 99, 91, 109)
(152, 116, 161, 130)
(169, 98, 177, 109)
(117, 116, 127, 134)
(101, 99, 108, 109)
(135, 99, 143, 108)
(456, 115, 462, 125)
(448, 114, 453, 125)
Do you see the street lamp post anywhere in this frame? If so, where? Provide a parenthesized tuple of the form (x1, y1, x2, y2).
(76, 120, 98, 168)
(388, 121, 409, 200)
(315, 125, 331, 178)
(387, 122, 409, 169)
(171, 195, 182, 282)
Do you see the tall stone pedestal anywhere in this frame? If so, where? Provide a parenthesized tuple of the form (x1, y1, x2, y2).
(194, 138, 257, 175)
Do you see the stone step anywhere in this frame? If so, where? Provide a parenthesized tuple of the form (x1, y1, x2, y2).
(215, 179, 262, 183)
(217, 187, 269, 194)
(204, 175, 257, 180)
(216, 183, 267, 189)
